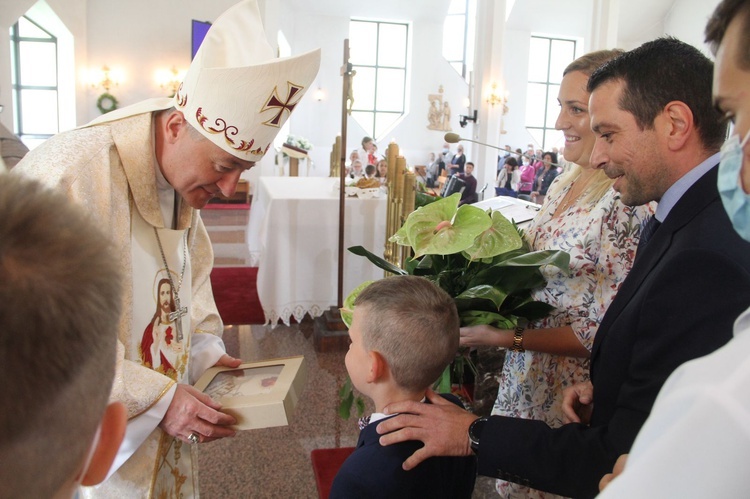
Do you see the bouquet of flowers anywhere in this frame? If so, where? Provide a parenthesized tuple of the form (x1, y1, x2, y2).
(338, 193, 569, 418)
(283, 134, 312, 155)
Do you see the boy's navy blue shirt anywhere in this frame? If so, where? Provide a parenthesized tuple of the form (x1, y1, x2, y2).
(329, 394, 476, 498)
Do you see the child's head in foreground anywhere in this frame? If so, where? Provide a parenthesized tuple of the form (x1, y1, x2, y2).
(0, 175, 126, 498)
(346, 276, 459, 401)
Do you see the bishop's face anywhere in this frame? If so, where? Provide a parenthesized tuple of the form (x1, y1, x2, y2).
(158, 112, 255, 209)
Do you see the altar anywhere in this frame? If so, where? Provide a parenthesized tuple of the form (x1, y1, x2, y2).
(246, 177, 387, 325)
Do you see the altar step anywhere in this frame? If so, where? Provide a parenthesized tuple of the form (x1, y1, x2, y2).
(201, 202, 252, 267)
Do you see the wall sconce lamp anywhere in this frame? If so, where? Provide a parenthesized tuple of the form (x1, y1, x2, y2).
(459, 109, 477, 128)
(89, 65, 123, 114)
(89, 65, 123, 92)
(486, 82, 509, 115)
(313, 87, 325, 101)
(155, 66, 187, 97)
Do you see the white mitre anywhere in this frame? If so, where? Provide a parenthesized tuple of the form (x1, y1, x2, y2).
(86, 0, 321, 162)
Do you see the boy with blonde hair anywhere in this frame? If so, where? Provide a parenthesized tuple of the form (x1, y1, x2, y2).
(330, 275, 476, 498)
(0, 176, 126, 498)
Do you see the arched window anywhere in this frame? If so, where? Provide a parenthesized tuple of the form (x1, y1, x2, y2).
(10, 15, 59, 149)
(443, 0, 476, 82)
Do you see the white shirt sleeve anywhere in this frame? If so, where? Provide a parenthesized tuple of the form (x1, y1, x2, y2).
(189, 333, 227, 384)
(597, 315, 750, 498)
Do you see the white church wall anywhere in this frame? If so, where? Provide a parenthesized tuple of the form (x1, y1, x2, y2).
(663, 0, 721, 57)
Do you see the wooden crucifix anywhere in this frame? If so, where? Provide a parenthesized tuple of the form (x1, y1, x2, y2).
(313, 39, 356, 353)
(336, 39, 355, 309)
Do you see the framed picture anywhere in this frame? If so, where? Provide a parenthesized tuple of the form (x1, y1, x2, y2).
(194, 355, 306, 430)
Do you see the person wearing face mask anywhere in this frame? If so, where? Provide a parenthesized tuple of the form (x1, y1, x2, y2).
(375, 38, 750, 499)
(596, 1, 750, 496)
(441, 142, 454, 166)
(0, 176, 127, 499)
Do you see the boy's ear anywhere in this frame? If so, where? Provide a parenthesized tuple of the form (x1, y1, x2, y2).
(80, 402, 127, 486)
(366, 350, 388, 383)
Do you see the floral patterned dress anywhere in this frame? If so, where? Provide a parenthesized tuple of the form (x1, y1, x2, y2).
(493, 175, 654, 499)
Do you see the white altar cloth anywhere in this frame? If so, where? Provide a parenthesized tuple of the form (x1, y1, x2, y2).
(247, 177, 387, 325)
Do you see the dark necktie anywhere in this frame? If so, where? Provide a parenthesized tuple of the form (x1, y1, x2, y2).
(638, 215, 661, 251)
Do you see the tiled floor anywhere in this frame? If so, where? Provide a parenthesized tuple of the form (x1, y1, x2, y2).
(197, 319, 497, 498)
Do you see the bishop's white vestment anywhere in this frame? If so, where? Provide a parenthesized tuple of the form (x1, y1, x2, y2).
(13, 112, 226, 497)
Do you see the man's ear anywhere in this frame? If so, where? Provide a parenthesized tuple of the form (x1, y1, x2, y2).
(366, 350, 388, 384)
(80, 402, 127, 486)
(163, 110, 187, 144)
(661, 101, 694, 151)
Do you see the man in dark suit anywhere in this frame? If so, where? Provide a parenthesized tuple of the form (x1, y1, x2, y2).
(375, 38, 750, 499)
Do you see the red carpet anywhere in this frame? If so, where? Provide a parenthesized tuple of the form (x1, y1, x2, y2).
(311, 447, 356, 499)
(210, 267, 265, 325)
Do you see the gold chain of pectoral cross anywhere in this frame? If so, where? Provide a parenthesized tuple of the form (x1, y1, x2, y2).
(153, 227, 189, 342)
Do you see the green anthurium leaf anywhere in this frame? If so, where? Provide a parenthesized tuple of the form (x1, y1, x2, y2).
(389, 222, 412, 247)
(338, 393, 352, 419)
(338, 375, 352, 398)
(497, 249, 571, 272)
(459, 309, 512, 327)
(354, 396, 366, 418)
(488, 247, 531, 265)
(418, 203, 492, 258)
(470, 265, 546, 295)
(404, 255, 422, 274)
(348, 246, 407, 276)
(340, 280, 376, 328)
(433, 365, 452, 393)
(416, 191, 440, 208)
(455, 284, 509, 311)
(464, 210, 524, 260)
(401, 193, 460, 257)
(511, 300, 557, 320)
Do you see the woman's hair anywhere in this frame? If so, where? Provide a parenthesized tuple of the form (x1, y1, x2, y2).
(547, 165, 615, 206)
(375, 160, 387, 178)
(504, 157, 518, 168)
(543, 151, 558, 165)
(563, 48, 625, 77)
(547, 49, 625, 205)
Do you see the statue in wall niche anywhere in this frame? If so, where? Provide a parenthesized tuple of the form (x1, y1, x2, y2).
(426, 85, 452, 132)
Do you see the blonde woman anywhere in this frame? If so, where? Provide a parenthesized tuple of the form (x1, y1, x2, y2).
(460, 50, 655, 499)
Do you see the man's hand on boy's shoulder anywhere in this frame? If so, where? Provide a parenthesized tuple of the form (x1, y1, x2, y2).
(376, 389, 477, 470)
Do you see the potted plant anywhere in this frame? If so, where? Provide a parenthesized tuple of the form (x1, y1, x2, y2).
(338, 193, 569, 418)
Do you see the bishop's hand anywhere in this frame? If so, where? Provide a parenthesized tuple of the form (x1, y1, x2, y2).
(159, 384, 237, 444)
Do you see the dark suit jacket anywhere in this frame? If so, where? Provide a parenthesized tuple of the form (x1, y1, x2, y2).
(475, 166, 750, 498)
(330, 395, 476, 499)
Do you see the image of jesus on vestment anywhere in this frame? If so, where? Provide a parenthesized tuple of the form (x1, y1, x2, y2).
(140, 275, 184, 377)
